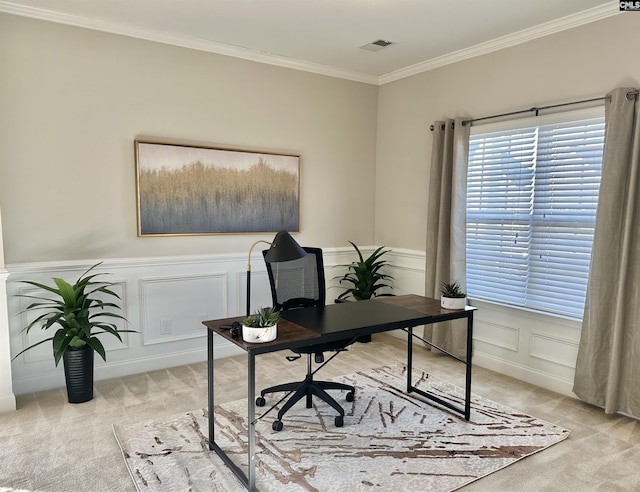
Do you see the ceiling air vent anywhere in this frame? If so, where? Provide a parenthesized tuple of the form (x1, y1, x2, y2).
(359, 39, 394, 52)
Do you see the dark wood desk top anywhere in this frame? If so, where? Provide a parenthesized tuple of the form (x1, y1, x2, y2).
(202, 294, 474, 355)
(202, 314, 322, 354)
(374, 294, 476, 317)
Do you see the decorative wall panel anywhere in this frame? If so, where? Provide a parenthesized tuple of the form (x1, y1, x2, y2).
(529, 332, 579, 369)
(141, 273, 226, 345)
(474, 320, 519, 352)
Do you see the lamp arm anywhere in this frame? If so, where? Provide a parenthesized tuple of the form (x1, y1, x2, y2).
(246, 240, 272, 317)
(246, 240, 273, 272)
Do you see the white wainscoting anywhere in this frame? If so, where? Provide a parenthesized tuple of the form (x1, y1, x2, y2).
(349, 249, 581, 397)
(7, 253, 262, 395)
(471, 300, 581, 396)
(0, 205, 17, 412)
(5, 248, 581, 398)
(5, 248, 368, 395)
(0, 268, 16, 411)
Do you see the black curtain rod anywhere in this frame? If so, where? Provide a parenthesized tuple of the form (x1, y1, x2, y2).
(458, 90, 639, 128)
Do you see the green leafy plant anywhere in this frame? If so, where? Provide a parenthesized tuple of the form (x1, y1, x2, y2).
(242, 306, 280, 327)
(440, 281, 466, 298)
(14, 262, 133, 365)
(336, 241, 394, 301)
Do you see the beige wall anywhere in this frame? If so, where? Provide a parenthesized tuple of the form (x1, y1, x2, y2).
(375, 13, 640, 251)
(0, 14, 378, 264)
(4, 13, 638, 264)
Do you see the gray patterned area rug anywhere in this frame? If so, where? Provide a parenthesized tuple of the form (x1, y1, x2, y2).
(113, 365, 570, 491)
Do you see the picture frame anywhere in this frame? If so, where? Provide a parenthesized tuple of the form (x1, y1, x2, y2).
(134, 140, 300, 236)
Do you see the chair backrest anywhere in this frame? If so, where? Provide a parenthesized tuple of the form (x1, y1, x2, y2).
(262, 246, 326, 312)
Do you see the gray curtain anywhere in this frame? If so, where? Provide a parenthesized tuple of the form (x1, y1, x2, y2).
(573, 87, 640, 417)
(423, 117, 470, 357)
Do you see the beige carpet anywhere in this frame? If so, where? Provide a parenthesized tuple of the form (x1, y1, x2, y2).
(113, 364, 569, 491)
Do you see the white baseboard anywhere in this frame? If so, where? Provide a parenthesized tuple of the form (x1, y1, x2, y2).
(373, 330, 577, 398)
(92, 343, 243, 382)
(12, 342, 244, 395)
(0, 392, 16, 412)
(472, 352, 577, 398)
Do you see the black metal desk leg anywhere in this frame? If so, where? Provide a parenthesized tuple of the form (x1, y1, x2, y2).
(248, 352, 256, 491)
(407, 326, 413, 392)
(465, 312, 473, 420)
(208, 330, 214, 449)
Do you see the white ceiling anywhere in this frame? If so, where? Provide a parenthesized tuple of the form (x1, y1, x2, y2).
(0, 0, 619, 85)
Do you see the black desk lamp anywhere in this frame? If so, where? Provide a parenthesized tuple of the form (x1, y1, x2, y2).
(246, 230, 306, 316)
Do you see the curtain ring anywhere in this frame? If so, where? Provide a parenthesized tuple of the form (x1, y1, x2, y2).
(430, 124, 435, 131)
(626, 90, 638, 101)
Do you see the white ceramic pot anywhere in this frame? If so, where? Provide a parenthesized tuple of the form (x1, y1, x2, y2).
(440, 296, 467, 310)
(241, 323, 277, 343)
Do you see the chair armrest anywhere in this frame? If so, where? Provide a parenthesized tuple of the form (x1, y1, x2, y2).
(334, 297, 352, 304)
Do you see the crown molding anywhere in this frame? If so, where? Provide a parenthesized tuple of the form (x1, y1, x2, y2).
(0, 1, 620, 87)
(379, 2, 620, 85)
(0, 1, 379, 85)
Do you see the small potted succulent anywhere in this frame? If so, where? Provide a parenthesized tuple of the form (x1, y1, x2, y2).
(241, 306, 280, 343)
(439, 281, 467, 310)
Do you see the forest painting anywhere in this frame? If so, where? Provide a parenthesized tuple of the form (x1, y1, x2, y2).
(135, 141, 300, 236)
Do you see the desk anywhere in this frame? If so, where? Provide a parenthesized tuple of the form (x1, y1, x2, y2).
(203, 294, 475, 491)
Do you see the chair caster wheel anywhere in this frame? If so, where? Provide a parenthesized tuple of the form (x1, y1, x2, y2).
(256, 396, 266, 407)
(346, 391, 354, 402)
(272, 420, 284, 431)
(335, 415, 344, 427)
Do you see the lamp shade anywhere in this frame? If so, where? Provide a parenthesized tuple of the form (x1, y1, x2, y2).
(264, 230, 306, 263)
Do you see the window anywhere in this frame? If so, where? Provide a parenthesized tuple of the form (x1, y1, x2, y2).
(466, 108, 605, 319)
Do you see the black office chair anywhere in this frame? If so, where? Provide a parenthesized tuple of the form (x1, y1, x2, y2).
(256, 247, 355, 431)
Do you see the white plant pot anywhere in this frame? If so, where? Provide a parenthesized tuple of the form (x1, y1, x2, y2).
(241, 323, 277, 343)
(440, 296, 467, 310)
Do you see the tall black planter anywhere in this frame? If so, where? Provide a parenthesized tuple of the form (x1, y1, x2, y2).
(63, 346, 94, 403)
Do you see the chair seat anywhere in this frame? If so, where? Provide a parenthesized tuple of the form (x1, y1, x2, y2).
(294, 338, 353, 354)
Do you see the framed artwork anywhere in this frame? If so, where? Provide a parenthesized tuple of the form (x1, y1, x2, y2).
(134, 140, 300, 236)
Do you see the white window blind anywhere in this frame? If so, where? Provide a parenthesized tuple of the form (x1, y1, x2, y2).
(466, 109, 605, 318)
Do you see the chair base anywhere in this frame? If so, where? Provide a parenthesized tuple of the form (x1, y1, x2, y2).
(257, 377, 355, 430)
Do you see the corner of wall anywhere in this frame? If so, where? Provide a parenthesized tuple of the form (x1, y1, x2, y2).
(0, 207, 17, 411)
(0, 268, 17, 412)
